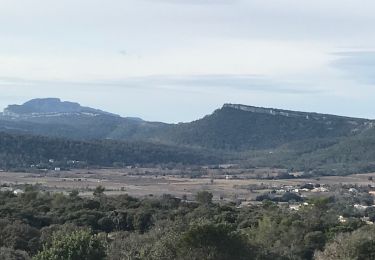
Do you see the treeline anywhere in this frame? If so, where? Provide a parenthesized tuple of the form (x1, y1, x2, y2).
(0, 132, 220, 169)
(1, 188, 375, 259)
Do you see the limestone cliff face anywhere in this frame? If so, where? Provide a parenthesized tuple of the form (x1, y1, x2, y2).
(223, 103, 370, 122)
(223, 104, 279, 115)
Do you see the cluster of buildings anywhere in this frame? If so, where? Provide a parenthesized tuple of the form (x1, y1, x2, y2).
(275, 183, 329, 195)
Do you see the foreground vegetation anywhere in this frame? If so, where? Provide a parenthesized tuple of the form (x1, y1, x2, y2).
(1, 187, 375, 259)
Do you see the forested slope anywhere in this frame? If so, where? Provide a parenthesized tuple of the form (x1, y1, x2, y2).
(159, 105, 371, 150)
(0, 132, 219, 169)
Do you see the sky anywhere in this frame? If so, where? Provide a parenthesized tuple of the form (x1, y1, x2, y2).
(1, 0, 375, 122)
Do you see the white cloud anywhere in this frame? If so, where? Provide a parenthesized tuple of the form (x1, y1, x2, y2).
(0, 0, 375, 121)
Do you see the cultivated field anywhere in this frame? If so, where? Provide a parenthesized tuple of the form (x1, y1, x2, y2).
(1, 168, 375, 201)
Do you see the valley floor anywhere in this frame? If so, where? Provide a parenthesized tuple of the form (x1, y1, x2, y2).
(2, 168, 375, 202)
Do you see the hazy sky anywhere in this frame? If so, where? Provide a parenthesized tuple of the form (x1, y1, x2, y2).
(1, 0, 375, 122)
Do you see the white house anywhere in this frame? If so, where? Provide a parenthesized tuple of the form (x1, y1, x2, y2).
(13, 189, 24, 195)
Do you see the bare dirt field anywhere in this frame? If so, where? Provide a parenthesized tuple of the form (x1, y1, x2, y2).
(1, 168, 375, 201)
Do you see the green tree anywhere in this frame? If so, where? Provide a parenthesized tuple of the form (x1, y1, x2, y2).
(0, 247, 30, 260)
(134, 210, 153, 233)
(69, 190, 79, 198)
(177, 223, 255, 260)
(33, 230, 106, 260)
(195, 191, 213, 205)
(315, 226, 375, 260)
(0, 221, 40, 255)
(93, 186, 105, 197)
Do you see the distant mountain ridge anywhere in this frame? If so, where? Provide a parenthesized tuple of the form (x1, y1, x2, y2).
(157, 104, 373, 150)
(0, 98, 374, 150)
(2, 98, 375, 175)
(2, 98, 119, 118)
(0, 98, 167, 141)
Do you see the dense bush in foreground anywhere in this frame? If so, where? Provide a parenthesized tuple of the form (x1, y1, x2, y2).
(0, 188, 374, 259)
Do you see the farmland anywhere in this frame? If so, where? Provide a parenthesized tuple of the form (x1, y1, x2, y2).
(2, 167, 375, 202)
